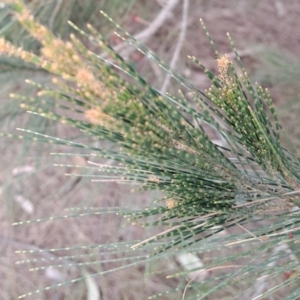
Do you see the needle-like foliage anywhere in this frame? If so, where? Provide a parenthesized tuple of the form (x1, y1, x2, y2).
(1, 1, 300, 299)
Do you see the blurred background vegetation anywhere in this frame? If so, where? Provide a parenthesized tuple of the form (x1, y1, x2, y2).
(1, 0, 300, 299)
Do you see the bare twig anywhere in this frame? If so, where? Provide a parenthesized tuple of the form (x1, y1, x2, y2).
(182, 275, 197, 300)
(161, 0, 189, 93)
(236, 223, 264, 242)
(114, 0, 180, 59)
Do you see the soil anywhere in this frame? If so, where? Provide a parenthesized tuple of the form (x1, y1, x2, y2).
(1, 1, 300, 299)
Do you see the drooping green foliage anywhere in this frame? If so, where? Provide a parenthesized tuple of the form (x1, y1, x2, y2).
(0, 0, 136, 139)
(1, 1, 300, 299)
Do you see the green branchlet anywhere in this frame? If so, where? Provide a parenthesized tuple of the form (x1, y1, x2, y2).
(1, 1, 300, 299)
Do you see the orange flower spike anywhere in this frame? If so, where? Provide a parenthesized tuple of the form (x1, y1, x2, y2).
(216, 54, 231, 83)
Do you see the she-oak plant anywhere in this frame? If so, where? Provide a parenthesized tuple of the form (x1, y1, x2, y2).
(1, 1, 300, 299)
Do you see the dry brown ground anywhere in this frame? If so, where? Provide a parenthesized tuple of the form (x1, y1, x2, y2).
(1, 1, 300, 299)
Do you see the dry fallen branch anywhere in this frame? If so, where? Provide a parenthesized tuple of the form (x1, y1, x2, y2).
(161, 0, 189, 93)
(114, 0, 180, 59)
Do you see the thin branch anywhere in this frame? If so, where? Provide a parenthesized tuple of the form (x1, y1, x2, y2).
(161, 0, 189, 93)
(236, 223, 264, 242)
(182, 275, 197, 300)
(114, 0, 180, 59)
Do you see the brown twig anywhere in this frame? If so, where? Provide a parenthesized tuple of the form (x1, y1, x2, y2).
(113, 0, 180, 59)
(161, 0, 189, 93)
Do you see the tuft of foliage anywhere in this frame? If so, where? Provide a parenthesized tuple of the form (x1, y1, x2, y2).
(0, 0, 135, 50)
(255, 49, 300, 149)
(0, 0, 136, 135)
(1, 1, 300, 299)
